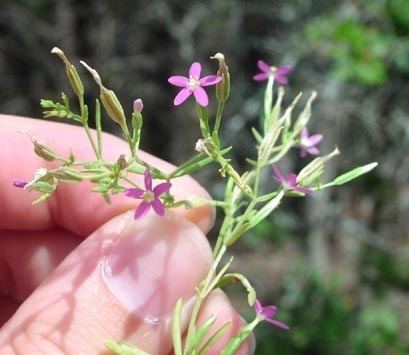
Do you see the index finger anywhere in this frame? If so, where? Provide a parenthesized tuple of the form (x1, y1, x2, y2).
(0, 115, 214, 236)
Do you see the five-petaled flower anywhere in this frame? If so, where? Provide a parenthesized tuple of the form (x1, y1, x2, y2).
(272, 165, 312, 195)
(125, 169, 172, 219)
(254, 299, 289, 330)
(168, 62, 222, 107)
(253, 60, 292, 84)
(299, 128, 323, 158)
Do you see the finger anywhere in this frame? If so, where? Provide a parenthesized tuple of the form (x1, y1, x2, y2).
(0, 115, 214, 236)
(0, 212, 213, 354)
(0, 228, 82, 327)
(193, 289, 255, 355)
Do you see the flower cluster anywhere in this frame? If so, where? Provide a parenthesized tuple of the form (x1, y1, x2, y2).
(13, 48, 377, 355)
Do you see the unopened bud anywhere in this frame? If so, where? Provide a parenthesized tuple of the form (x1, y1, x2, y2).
(133, 98, 144, 113)
(51, 47, 84, 97)
(81, 61, 127, 130)
(33, 141, 56, 161)
(117, 154, 128, 170)
(210, 52, 230, 103)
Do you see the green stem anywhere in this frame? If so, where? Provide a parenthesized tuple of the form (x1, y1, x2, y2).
(184, 244, 228, 355)
(95, 99, 103, 158)
(79, 96, 100, 160)
(213, 101, 225, 135)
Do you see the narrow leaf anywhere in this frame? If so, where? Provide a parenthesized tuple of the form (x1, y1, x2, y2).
(215, 273, 256, 306)
(197, 320, 232, 355)
(172, 298, 184, 355)
(251, 190, 284, 227)
(326, 162, 378, 187)
(189, 315, 217, 351)
(104, 340, 150, 355)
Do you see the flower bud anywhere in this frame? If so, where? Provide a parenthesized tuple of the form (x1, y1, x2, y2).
(33, 140, 56, 161)
(100, 87, 127, 129)
(117, 154, 128, 170)
(51, 47, 84, 97)
(81, 61, 127, 130)
(210, 53, 230, 103)
(133, 98, 143, 113)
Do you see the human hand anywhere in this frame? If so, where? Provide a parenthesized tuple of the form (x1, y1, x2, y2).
(0, 115, 254, 354)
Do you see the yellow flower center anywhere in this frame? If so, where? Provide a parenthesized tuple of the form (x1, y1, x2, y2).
(188, 76, 200, 89)
(143, 190, 155, 202)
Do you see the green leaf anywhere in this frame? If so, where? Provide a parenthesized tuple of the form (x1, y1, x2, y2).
(293, 91, 317, 135)
(32, 193, 51, 205)
(104, 340, 150, 355)
(215, 273, 256, 306)
(189, 315, 217, 351)
(250, 190, 284, 227)
(172, 298, 183, 355)
(197, 320, 232, 355)
(324, 162, 378, 187)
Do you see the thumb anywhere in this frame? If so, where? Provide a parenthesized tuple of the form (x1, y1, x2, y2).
(0, 212, 213, 354)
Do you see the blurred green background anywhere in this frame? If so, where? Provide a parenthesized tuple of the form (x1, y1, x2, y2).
(1, 0, 408, 353)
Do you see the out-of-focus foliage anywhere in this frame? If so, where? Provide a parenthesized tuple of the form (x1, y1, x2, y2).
(0, 0, 408, 354)
(302, 0, 409, 85)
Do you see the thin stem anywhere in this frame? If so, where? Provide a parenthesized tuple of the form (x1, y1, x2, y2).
(213, 101, 225, 135)
(95, 99, 103, 157)
(184, 244, 228, 355)
(79, 96, 100, 159)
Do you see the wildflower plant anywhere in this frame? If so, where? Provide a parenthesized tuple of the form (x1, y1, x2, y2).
(14, 47, 377, 354)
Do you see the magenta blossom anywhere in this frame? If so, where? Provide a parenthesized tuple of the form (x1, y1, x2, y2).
(168, 62, 222, 107)
(254, 299, 289, 330)
(253, 60, 292, 84)
(272, 165, 312, 195)
(125, 169, 172, 219)
(299, 128, 323, 158)
(13, 179, 28, 188)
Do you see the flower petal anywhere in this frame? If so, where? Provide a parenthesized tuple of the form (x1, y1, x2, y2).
(275, 75, 288, 85)
(174, 88, 192, 106)
(144, 169, 152, 191)
(257, 60, 271, 74)
(307, 134, 323, 146)
(193, 87, 209, 107)
(261, 305, 277, 318)
(125, 187, 144, 199)
(301, 128, 309, 140)
(199, 75, 222, 87)
(134, 201, 151, 219)
(272, 165, 284, 182)
(254, 299, 263, 314)
(153, 182, 172, 197)
(293, 185, 313, 195)
(265, 318, 290, 330)
(287, 174, 298, 186)
(299, 148, 308, 158)
(276, 65, 292, 75)
(252, 73, 269, 81)
(306, 147, 319, 155)
(189, 62, 201, 79)
(168, 75, 189, 87)
(151, 198, 165, 216)
(13, 179, 28, 188)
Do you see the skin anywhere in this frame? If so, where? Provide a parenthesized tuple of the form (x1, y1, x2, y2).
(0, 115, 253, 354)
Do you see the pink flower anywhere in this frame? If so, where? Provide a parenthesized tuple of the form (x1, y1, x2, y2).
(125, 169, 172, 219)
(254, 299, 289, 330)
(12, 179, 28, 188)
(168, 62, 222, 107)
(299, 128, 323, 158)
(272, 165, 312, 195)
(133, 98, 144, 113)
(253, 60, 292, 84)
